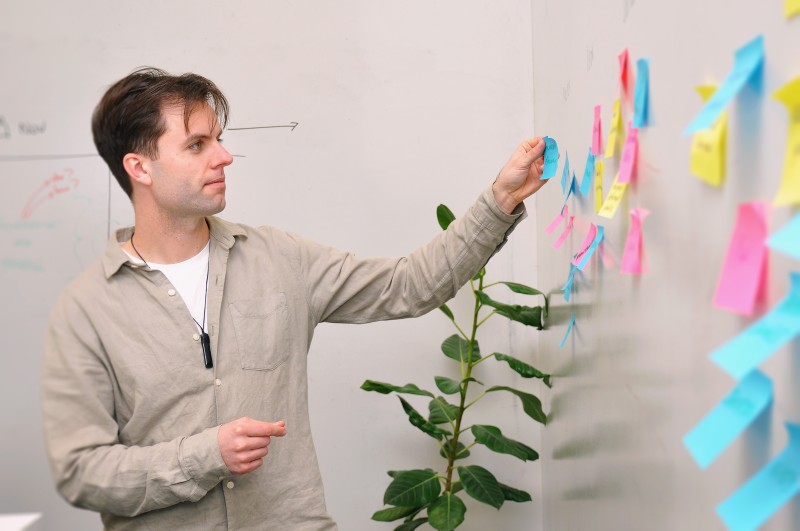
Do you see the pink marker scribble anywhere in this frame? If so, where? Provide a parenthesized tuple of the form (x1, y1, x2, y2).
(21, 169, 79, 220)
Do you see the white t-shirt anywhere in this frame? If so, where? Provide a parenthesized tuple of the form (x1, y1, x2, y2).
(123, 242, 210, 330)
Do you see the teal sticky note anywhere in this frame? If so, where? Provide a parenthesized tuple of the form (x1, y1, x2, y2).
(768, 214, 800, 261)
(559, 312, 575, 349)
(580, 148, 595, 197)
(561, 151, 571, 194)
(632, 58, 650, 128)
(562, 263, 577, 301)
(684, 35, 764, 134)
(542, 136, 559, 180)
(717, 422, 800, 530)
(683, 370, 773, 469)
(711, 272, 800, 379)
(575, 225, 604, 271)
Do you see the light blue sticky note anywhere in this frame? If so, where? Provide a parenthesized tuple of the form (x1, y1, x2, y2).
(711, 272, 800, 379)
(542, 136, 559, 180)
(684, 35, 764, 134)
(561, 172, 576, 210)
(768, 214, 800, 261)
(683, 370, 773, 469)
(575, 225, 605, 271)
(560, 151, 571, 194)
(633, 58, 650, 128)
(580, 148, 595, 197)
(717, 422, 800, 530)
(559, 312, 576, 349)
(562, 264, 577, 302)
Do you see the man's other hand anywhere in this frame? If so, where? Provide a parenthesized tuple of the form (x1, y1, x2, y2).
(218, 417, 287, 475)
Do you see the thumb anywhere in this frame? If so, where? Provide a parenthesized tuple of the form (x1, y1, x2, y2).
(519, 137, 545, 165)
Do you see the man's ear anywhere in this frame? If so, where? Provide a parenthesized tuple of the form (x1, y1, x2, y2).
(123, 153, 153, 187)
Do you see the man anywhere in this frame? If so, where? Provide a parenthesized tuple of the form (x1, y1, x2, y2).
(42, 67, 548, 530)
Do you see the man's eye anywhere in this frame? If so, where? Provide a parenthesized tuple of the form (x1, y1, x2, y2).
(189, 141, 202, 150)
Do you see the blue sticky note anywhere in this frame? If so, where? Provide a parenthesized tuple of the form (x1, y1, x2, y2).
(561, 173, 576, 210)
(579, 148, 595, 197)
(562, 264, 577, 301)
(768, 214, 800, 261)
(575, 225, 605, 271)
(684, 35, 764, 134)
(717, 422, 800, 530)
(559, 312, 575, 349)
(560, 152, 571, 194)
(632, 58, 650, 128)
(542, 136, 559, 180)
(711, 272, 800, 379)
(683, 370, 773, 469)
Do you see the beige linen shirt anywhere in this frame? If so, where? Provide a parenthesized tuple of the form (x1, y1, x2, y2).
(42, 187, 524, 530)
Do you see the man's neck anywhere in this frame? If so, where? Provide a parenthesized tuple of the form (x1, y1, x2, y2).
(123, 214, 211, 265)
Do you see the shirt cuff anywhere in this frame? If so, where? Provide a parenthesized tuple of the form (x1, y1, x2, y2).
(179, 426, 229, 494)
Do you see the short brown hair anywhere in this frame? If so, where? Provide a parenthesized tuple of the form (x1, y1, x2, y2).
(91, 67, 230, 198)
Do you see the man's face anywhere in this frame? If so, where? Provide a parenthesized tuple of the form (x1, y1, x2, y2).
(144, 102, 233, 218)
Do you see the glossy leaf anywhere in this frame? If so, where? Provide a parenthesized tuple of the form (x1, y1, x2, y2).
(475, 291, 544, 330)
(439, 439, 470, 460)
(493, 353, 552, 388)
(395, 518, 429, 531)
(428, 492, 467, 530)
(451, 481, 463, 495)
(384, 469, 441, 507)
(361, 380, 434, 398)
(497, 281, 549, 317)
(498, 482, 532, 503)
(439, 304, 454, 320)
(441, 335, 481, 363)
(456, 465, 504, 510)
(486, 386, 547, 425)
(434, 376, 461, 395)
(471, 425, 539, 461)
(429, 397, 460, 425)
(437, 204, 456, 231)
(399, 397, 450, 440)
(372, 505, 421, 522)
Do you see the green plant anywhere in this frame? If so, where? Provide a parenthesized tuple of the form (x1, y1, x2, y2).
(361, 203, 552, 531)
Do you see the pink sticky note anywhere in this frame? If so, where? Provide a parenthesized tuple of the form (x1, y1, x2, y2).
(713, 202, 770, 316)
(619, 49, 631, 104)
(546, 205, 568, 234)
(572, 224, 598, 267)
(592, 105, 603, 156)
(621, 208, 650, 274)
(553, 216, 575, 249)
(618, 124, 639, 184)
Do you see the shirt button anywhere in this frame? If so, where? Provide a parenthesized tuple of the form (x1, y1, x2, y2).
(226, 481, 235, 489)
(214, 379, 222, 387)
(168, 288, 176, 296)
(193, 333, 200, 341)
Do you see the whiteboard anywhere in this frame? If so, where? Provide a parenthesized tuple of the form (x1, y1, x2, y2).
(0, 1, 544, 530)
(532, 1, 800, 530)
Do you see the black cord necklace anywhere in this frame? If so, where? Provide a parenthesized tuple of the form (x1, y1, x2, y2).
(130, 232, 213, 369)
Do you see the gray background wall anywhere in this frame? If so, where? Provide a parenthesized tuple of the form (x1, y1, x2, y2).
(0, 1, 544, 530)
(531, 1, 800, 530)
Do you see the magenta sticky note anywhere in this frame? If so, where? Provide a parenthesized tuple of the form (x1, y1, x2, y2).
(592, 105, 603, 156)
(713, 202, 770, 316)
(618, 124, 639, 184)
(553, 216, 575, 249)
(572, 223, 598, 268)
(546, 205, 568, 234)
(621, 208, 650, 274)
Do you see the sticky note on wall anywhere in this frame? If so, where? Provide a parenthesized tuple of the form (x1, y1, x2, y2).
(787, 0, 800, 18)
(581, 148, 595, 197)
(598, 172, 628, 219)
(768, 213, 800, 261)
(618, 125, 639, 184)
(620, 208, 650, 275)
(632, 58, 650, 128)
(690, 85, 727, 187)
(773, 77, 800, 206)
(542, 136, 559, 180)
(594, 161, 604, 213)
(592, 105, 603, 156)
(605, 99, 623, 158)
(619, 49, 631, 104)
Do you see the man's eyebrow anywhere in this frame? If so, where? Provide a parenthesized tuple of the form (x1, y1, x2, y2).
(185, 132, 213, 144)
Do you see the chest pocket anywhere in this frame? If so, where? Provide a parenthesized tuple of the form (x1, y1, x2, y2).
(229, 294, 289, 370)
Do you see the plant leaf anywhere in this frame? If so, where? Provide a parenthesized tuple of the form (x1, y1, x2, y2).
(439, 304, 454, 321)
(361, 380, 434, 398)
(471, 267, 486, 282)
(372, 505, 421, 522)
(475, 291, 544, 330)
(394, 518, 429, 531)
(456, 465, 504, 510)
(493, 353, 552, 388)
(436, 204, 456, 231)
(462, 376, 483, 387)
(471, 425, 539, 461)
(428, 492, 467, 530)
(441, 335, 481, 363)
(486, 386, 547, 425)
(384, 469, 441, 507)
(451, 481, 463, 494)
(497, 281, 549, 317)
(439, 439, 470, 460)
(498, 482, 532, 503)
(399, 397, 450, 440)
(434, 376, 461, 395)
(428, 396, 460, 425)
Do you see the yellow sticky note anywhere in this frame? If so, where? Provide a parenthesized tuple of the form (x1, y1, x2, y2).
(605, 99, 623, 158)
(787, 0, 800, 18)
(690, 85, 727, 187)
(594, 160, 604, 213)
(598, 171, 628, 219)
(773, 77, 800, 206)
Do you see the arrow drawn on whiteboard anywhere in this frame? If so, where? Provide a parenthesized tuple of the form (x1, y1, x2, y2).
(227, 121, 299, 131)
(21, 169, 80, 220)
